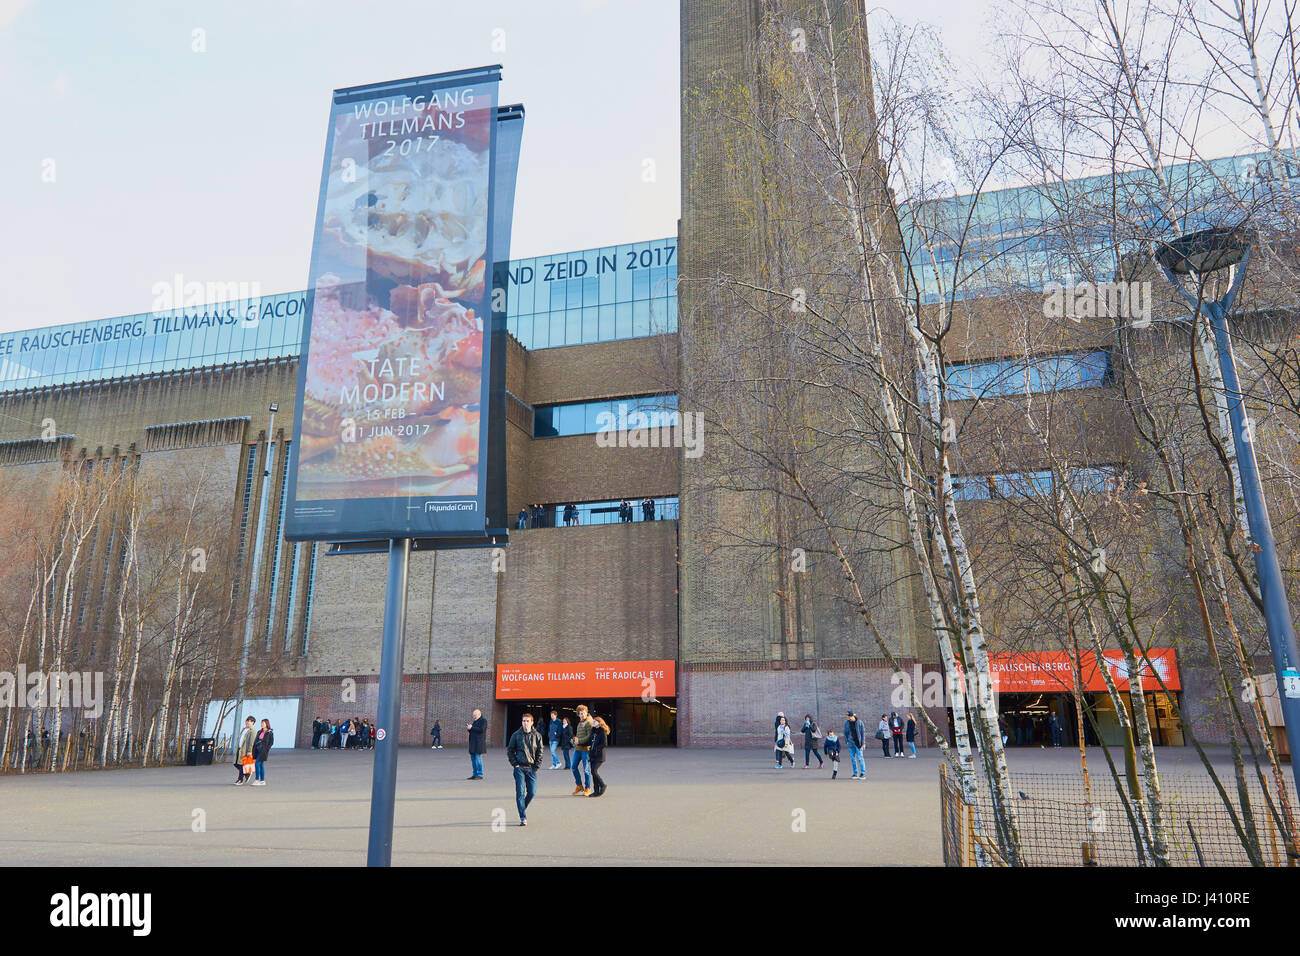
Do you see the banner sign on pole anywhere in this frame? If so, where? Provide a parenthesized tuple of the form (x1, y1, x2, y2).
(286, 66, 509, 542)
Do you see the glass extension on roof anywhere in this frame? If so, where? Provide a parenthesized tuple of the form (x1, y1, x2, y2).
(898, 151, 1298, 304)
(0, 237, 678, 393)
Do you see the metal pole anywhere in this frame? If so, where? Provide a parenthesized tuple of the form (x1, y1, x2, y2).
(233, 407, 276, 738)
(367, 537, 411, 866)
(1203, 296, 1300, 800)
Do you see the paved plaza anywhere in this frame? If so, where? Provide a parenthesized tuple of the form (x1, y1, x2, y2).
(0, 744, 1263, 866)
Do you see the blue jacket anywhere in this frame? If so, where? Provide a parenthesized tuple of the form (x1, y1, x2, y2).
(548, 718, 563, 743)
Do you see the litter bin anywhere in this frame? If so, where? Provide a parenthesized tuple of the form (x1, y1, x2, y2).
(187, 737, 216, 766)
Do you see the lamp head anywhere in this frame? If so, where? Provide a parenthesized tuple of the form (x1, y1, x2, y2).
(1155, 227, 1247, 275)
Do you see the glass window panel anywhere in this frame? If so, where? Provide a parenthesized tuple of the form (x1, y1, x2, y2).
(549, 312, 566, 348)
(584, 275, 599, 306)
(563, 404, 583, 435)
(566, 309, 582, 346)
(599, 304, 616, 340)
(599, 267, 616, 304)
(532, 315, 549, 349)
(582, 307, 599, 343)
(633, 269, 649, 300)
(549, 279, 566, 311)
(534, 405, 557, 438)
(650, 266, 667, 298)
(633, 299, 651, 337)
(616, 302, 633, 339)
(515, 263, 535, 314)
(616, 253, 632, 301)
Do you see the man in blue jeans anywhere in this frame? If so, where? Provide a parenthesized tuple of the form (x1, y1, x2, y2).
(570, 704, 594, 795)
(547, 710, 563, 769)
(506, 712, 545, 826)
(843, 710, 866, 780)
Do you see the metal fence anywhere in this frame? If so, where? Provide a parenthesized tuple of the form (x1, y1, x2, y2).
(940, 763, 1299, 866)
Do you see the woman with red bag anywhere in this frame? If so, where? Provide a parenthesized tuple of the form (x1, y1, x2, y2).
(234, 716, 256, 786)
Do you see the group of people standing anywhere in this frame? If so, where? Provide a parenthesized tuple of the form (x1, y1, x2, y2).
(233, 717, 275, 786)
(457, 706, 612, 826)
(310, 716, 375, 750)
(517, 503, 551, 529)
(516, 499, 663, 528)
(773, 709, 918, 779)
(616, 498, 658, 522)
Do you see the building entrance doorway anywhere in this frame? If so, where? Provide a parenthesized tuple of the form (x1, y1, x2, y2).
(502, 698, 677, 746)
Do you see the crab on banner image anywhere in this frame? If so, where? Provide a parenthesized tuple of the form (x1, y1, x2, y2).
(285, 66, 519, 542)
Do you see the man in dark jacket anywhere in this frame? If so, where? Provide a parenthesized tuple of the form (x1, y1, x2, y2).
(843, 711, 866, 780)
(466, 709, 487, 779)
(547, 710, 563, 769)
(559, 717, 573, 769)
(506, 712, 545, 826)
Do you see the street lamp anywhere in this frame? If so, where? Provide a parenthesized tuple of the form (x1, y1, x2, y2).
(1155, 228, 1300, 818)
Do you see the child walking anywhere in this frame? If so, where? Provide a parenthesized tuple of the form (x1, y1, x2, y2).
(823, 730, 841, 779)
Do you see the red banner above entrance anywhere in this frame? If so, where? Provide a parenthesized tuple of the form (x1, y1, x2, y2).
(496, 660, 676, 699)
(985, 649, 1180, 694)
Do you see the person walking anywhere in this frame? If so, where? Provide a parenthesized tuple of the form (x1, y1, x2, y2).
(430, 720, 442, 749)
(251, 719, 274, 786)
(877, 715, 891, 757)
(234, 716, 256, 785)
(588, 714, 610, 797)
(570, 704, 594, 795)
(774, 715, 795, 768)
(801, 714, 824, 769)
(843, 711, 866, 779)
(560, 716, 573, 769)
(546, 710, 563, 768)
(506, 712, 545, 826)
(467, 709, 487, 779)
(905, 712, 918, 758)
(1050, 712, 1062, 747)
(890, 711, 904, 756)
(824, 730, 841, 779)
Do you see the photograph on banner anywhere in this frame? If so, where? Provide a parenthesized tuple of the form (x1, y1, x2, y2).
(287, 69, 500, 540)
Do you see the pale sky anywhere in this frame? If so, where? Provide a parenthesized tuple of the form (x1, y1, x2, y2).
(0, 0, 681, 333)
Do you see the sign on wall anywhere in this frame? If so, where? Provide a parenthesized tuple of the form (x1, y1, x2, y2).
(983, 649, 1180, 694)
(496, 660, 677, 700)
(285, 66, 514, 542)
